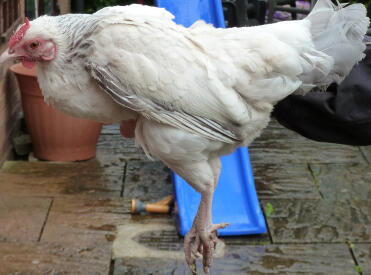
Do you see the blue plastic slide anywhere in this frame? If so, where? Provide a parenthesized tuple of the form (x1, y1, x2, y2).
(156, 0, 266, 236)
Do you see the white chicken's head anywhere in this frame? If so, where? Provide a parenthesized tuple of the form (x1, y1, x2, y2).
(0, 17, 58, 69)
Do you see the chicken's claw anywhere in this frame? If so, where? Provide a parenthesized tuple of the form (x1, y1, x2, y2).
(184, 227, 197, 273)
(184, 222, 229, 274)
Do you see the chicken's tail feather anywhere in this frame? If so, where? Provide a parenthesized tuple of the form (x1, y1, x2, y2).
(305, 0, 369, 87)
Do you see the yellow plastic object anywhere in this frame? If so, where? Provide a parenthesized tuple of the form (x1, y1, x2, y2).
(131, 195, 174, 214)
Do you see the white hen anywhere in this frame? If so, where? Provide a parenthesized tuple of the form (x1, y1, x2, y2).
(0, 0, 369, 273)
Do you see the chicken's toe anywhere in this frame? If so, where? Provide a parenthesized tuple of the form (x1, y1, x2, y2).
(184, 228, 197, 274)
(191, 234, 202, 258)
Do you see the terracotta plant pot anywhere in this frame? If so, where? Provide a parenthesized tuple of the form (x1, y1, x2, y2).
(10, 63, 102, 161)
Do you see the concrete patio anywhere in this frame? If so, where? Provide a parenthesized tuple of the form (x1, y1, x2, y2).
(0, 120, 369, 274)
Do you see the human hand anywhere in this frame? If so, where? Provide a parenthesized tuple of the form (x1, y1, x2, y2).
(120, 119, 137, 138)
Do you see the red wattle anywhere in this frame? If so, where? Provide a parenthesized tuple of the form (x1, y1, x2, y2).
(22, 60, 37, 69)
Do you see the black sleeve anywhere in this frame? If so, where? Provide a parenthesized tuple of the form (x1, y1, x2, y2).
(272, 37, 371, 146)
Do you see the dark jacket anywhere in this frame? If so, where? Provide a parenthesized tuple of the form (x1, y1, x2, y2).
(273, 37, 371, 146)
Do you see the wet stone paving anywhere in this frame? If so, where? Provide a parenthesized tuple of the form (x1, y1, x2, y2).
(0, 120, 370, 274)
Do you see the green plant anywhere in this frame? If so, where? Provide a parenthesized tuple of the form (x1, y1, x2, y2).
(355, 265, 362, 274)
(264, 202, 274, 218)
(361, 0, 371, 8)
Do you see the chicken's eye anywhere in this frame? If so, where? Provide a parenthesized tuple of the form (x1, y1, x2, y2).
(30, 41, 40, 49)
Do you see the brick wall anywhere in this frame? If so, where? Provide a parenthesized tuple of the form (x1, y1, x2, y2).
(0, 45, 22, 166)
(0, 0, 25, 166)
(0, 0, 70, 167)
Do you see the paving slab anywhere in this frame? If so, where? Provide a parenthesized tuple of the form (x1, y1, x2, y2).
(113, 244, 355, 275)
(41, 197, 127, 246)
(100, 123, 120, 135)
(96, 152, 126, 168)
(309, 163, 371, 201)
(0, 160, 123, 198)
(38, 197, 129, 274)
(252, 162, 320, 200)
(249, 120, 365, 165)
(0, 241, 110, 274)
(0, 196, 52, 242)
(353, 243, 371, 275)
(262, 199, 370, 243)
(123, 161, 172, 202)
(96, 124, 146, 167)
(97, 134, 148, 161)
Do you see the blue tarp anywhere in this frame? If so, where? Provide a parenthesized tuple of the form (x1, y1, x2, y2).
(156, 0, 267, 236)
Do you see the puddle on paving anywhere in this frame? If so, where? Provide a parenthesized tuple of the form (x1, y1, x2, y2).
(113, 224, 226, 260)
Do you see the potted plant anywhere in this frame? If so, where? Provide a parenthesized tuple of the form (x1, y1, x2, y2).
(10, 63, 102, 161)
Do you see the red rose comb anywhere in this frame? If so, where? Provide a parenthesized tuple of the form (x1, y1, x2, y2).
(9, 17, 30, 50)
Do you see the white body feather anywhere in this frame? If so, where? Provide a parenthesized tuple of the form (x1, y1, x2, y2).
(29, 1, 368, 191)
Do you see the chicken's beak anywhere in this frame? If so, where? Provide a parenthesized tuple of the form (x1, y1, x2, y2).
(0, 49, 17, 64)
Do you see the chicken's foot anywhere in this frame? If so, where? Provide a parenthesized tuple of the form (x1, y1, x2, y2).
(184, 189, 229, 274)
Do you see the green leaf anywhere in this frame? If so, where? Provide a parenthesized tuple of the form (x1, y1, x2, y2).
(349, 242, 355, 249)
(264, 203, 274, 218)
(355, 265, 362, 274)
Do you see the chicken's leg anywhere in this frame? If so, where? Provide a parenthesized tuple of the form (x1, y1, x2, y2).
(135, 119, 230, 273)
(184, 157, 229, 274)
